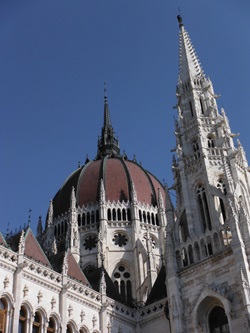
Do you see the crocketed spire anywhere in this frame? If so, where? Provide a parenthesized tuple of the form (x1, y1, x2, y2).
(97, 83, 120, 158)
(177, 15, 204, 85)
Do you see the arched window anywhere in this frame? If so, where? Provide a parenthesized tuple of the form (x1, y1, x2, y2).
(207, 136, 215, 148)
(87, 212, 90, 224)
(91, 211, 95, 224)
(127, 209, 131, 221)
(117, 209, 121, 221)
(192, 140, 200, 159)
(188, 245, 194, 264)
(139, 210, 142, 222)
(0, 299, 7, 333)
(207, 236, 213, 255)
(194, 242, 201, 261)
(181, 248, 188, 267)
(122, 209, 126, 221)
(66, 324, 73, 333)
(78, 215, 81, 227)
(47, 317, 56, 333)
(151, 213, 155, 225)
(217, 180, 227, 223)
(113, 265, 132, 303)
(32, 312, 42, 333)
(209, 306, 229, 333)
(196, 185, 212, 232)
(107, 209, 111, 221)
(82, 213, 86, 225)
(155, 214, 159, 226)
(179, 210, 189, 242)
(200, 98, 204, 114)
(112, 209, 116, 221)
(143, 211, 146, 223)
(19, 306, 27, 333)
(189, 100, 194, 117)
(95, 210, 99, 223)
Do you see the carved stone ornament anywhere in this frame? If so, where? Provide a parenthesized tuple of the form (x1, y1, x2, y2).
(3, 276, 9, 289)
(37, 290, 43, 303)
(80, 309, 85, 323)
(23, 285, 29, 297)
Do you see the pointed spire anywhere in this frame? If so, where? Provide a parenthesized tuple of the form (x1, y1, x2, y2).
(177, 15, 204, 86)
(47, 200, 53, 226)
(97, 83, 120, 158)
(99, 179, 106, 204)
(36, 216, 43, 241)
(70, 186, 76, 211)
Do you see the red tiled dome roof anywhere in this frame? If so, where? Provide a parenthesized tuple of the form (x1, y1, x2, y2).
(52, 156, 165, 218)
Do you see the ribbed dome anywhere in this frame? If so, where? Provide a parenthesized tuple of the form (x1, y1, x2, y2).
(52, 155, 165, 218)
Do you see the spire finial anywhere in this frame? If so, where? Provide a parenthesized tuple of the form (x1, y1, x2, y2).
(177, 14, 183, 27)
(104, 82, 108, 104)
(96, 85, 120, 158)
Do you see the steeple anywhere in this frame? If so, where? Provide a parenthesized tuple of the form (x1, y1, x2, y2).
(177, 15, 204, 86)
(97, 84, 120, 158)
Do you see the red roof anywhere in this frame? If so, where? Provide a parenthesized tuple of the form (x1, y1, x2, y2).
(52, 156, 165, 217)
(24, 229, 51, 267)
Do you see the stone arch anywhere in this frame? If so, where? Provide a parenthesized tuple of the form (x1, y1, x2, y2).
(0, 292, 14, 333)
(67, 319, 78, 333)
(33, 305, 48, 332)
(79, 325, 90, 333)
(47, 312, 61, 333)
(192, 287, 232, 333)
(0, 291, 14, 310)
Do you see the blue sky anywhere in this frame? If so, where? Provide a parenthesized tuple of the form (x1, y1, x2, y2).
(1, 0, 250, 234)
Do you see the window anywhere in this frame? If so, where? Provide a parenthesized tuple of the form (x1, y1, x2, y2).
(192, 140, 200, 159)
(113, 265, 132, 303)
(200, 98, 204, 114)
(189, 101, 194, 117)
(197, 185, 212, 232)
(217, 180, 227, 223)
(112, 233, 128, 247)
(32, 312, 41, 333)
(207, 136, 214, 148)
(19, 306, 27, 333)
(47, 318, 55, 333)
(209, 307, 229, 333)
(83, 235, 97, 250)
(0, 299, 7, 333)
(66, 325, 73, 333)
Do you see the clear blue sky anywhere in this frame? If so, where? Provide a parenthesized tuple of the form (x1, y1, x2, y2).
(1, 0, 250, 234)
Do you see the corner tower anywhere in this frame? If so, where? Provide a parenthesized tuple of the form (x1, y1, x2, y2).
(166, 15, 250, 332)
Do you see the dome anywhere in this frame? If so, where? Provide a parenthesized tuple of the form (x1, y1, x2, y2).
(52, 155, 165, 218)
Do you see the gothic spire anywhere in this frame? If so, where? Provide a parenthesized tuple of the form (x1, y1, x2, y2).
(177, 15, 204, 86)
(97, 83, 120, 158)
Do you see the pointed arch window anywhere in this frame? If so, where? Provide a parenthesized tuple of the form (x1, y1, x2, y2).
(47, 318, 56, 333)
(217, 179, 227, 223)
(19, 306, 27, 333)
(32, 312, 42, 333)
(0, 299, 7, 333)
(113, 265, 132, 303)
(207, 136, 215, 148)
(196, 185, 212, 232)
(209, 306, 229, 333)
(200, 98, 204, 114)
(192, 140, 200, 159)
(189, 101, 194, 117)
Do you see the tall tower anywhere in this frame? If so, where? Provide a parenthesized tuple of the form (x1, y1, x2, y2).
(166, 16, 250, 333)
